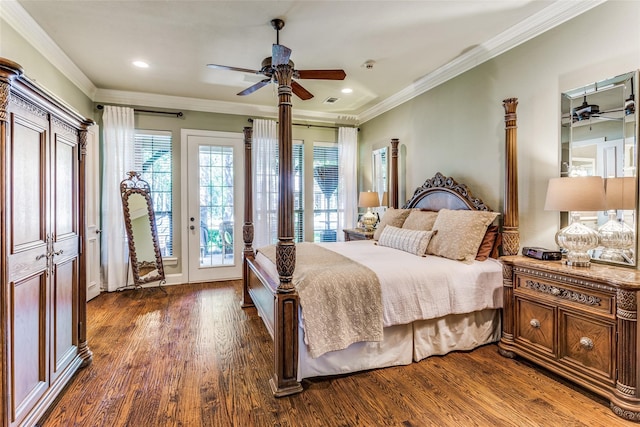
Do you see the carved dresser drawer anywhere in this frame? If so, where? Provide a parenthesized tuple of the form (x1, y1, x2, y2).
(499, 256, 640, 422)
(512, 267, 616, 383)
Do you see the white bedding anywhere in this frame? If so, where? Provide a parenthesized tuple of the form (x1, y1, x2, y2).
(255, 240, 503, 327)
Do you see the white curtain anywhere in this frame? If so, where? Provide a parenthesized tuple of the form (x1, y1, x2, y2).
(253, 119, 278, 248)
(101, 106, 135, 292)
(337, 127, 358, 240)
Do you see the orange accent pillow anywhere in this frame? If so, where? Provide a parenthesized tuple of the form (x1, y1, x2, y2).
(475, 225, 499, 261)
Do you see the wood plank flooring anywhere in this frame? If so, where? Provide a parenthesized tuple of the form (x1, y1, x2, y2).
(39, 281, 634, 426)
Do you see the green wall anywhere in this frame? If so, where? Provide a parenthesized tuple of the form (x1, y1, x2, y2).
(359, 0, 640, 255)
(0, 18, 94, 118)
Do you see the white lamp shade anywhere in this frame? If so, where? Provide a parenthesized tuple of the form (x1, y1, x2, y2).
(605, 177, 637, 210)
(359, 191, 380, 208)
(544, 176, 606, 212)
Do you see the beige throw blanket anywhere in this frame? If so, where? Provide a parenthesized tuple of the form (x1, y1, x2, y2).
(258, 243, 383, 358)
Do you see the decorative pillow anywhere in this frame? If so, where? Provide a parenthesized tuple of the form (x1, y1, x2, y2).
(427, 209, 499, 263)
(378, 225, 436, 256)
(402, 210, 439, 231)
(373, 208, 411, 240)
(475, 225, 499, 261)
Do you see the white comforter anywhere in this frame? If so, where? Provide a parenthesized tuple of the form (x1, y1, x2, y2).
(256, 240, 503, 327)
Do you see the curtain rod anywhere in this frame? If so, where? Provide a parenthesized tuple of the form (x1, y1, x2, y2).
(247, 117, 358, 131)
(96, 104, 184, 118)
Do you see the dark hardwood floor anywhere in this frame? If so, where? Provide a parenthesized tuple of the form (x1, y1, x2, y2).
(39, 281, 633, 427)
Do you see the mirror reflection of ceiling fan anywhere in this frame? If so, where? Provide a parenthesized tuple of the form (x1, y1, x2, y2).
(570, 78, 635, 123)
(206, 19, 346, 100)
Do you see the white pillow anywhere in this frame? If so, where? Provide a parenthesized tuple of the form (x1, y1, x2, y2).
(377, 225, 436, 256)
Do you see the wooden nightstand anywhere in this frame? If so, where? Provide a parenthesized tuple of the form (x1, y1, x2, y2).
(499, 255, 640, 422)
(343, 228, 374, 241)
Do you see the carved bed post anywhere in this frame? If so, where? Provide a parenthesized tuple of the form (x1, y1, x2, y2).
(390, 138, 399, 209)
(242, 126, 255, 308)
(499, 98, 519, 359)
(502, 98, 520, 255)
(270, 64, 303, 397)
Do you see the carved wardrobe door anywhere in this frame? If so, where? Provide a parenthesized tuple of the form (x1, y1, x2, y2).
(5, 81, 51, 426)
(1, 58, 92, 427)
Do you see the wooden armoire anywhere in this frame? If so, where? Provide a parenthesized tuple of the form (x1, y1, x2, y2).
(0, 58, 93, 426)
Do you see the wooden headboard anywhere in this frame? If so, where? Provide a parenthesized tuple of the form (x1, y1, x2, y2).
(403, 172, 492, 212)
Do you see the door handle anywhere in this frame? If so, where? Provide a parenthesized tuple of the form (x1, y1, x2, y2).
(190, 225, 195, 230)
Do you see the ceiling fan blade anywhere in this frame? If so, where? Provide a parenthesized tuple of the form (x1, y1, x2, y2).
(292, 81, 314, 100)
(297, 69, 346, 80)
(237, 79, 271, 96)
(207, 64, 260, 74)
(272, 44, 292, 66)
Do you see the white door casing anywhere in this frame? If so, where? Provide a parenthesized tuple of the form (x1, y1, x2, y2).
(181, 129, 244, 283)
(85, 124, 101, 300)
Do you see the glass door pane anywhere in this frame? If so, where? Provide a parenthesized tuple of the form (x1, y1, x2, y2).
(199, 145, 234, 267)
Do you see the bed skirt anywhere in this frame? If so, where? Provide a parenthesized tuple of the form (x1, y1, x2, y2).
(296, 309, 501, 381)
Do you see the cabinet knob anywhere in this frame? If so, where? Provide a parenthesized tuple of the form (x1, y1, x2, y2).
(579, 337, 594, 350)
(530, 319, 541, 328)
(190, 225, 195, 230)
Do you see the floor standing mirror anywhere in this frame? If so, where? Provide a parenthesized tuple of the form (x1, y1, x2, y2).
(120, 171, 166, 290)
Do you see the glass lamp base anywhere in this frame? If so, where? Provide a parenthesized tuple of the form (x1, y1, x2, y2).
(361, 210, 377, 232)
(556, 219, 599, 268)
(598, 213, 635, 263)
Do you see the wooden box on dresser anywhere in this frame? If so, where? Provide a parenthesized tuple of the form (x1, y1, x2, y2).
(0, 58, 93, 427)
(499, 255, 640, 422)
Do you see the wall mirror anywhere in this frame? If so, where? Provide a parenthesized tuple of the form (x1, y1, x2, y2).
(561, 70, 638, 267)
(121, 171, 166, 288)
(372, 147, 388, 207)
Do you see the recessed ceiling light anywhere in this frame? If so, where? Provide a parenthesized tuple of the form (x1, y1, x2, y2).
(132, 60, 149, 68)
(341, 88, 353, 94)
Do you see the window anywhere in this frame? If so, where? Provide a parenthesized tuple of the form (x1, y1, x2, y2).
(313, 142, 339, 242)
(134, 130, 173, 256)
(267, 142, 304, 243)
(293, 143, 304, 242)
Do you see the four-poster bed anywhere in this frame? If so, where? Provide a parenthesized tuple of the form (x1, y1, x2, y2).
(241, 69, 520, 396)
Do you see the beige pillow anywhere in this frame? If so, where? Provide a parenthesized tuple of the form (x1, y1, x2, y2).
(402, 210, 439, 231)
(373, 208, 411, 240)
(378, 225, 435, 256)
(427, 209, 499, 263)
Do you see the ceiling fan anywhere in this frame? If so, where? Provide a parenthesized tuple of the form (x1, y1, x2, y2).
(206, 19, 346, 100)
(569, 94, 631, 123)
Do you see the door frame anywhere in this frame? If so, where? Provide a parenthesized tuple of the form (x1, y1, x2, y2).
(180, 129, 244, 283)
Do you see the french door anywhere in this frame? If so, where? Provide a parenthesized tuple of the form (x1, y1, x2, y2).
(184, 130, 243, 282)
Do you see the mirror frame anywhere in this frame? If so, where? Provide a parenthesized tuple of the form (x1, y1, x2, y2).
(120, 171, 166, 285)
(372, 146, 388, 206)
(560, 70, 639, 267)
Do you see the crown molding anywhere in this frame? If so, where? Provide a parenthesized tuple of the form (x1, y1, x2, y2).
(356, 0, 607, 124)
(95, 89, 358, 125)
(1, 0, 97, 99)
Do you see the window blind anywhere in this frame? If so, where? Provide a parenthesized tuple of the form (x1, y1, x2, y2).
(313, 142, 339, 242)
(134, 130, 173, 256)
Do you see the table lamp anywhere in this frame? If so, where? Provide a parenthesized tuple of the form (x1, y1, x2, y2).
(359, 191, 380, 231)
(598, 177, 636, 262)
(544, 176, 606, 267)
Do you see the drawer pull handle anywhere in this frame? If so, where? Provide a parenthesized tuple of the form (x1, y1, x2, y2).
(580, 337, 594, 350)
(530, 319, 540, 328)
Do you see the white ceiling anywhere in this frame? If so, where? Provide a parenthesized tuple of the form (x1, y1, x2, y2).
(4, 1, 604, 124)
